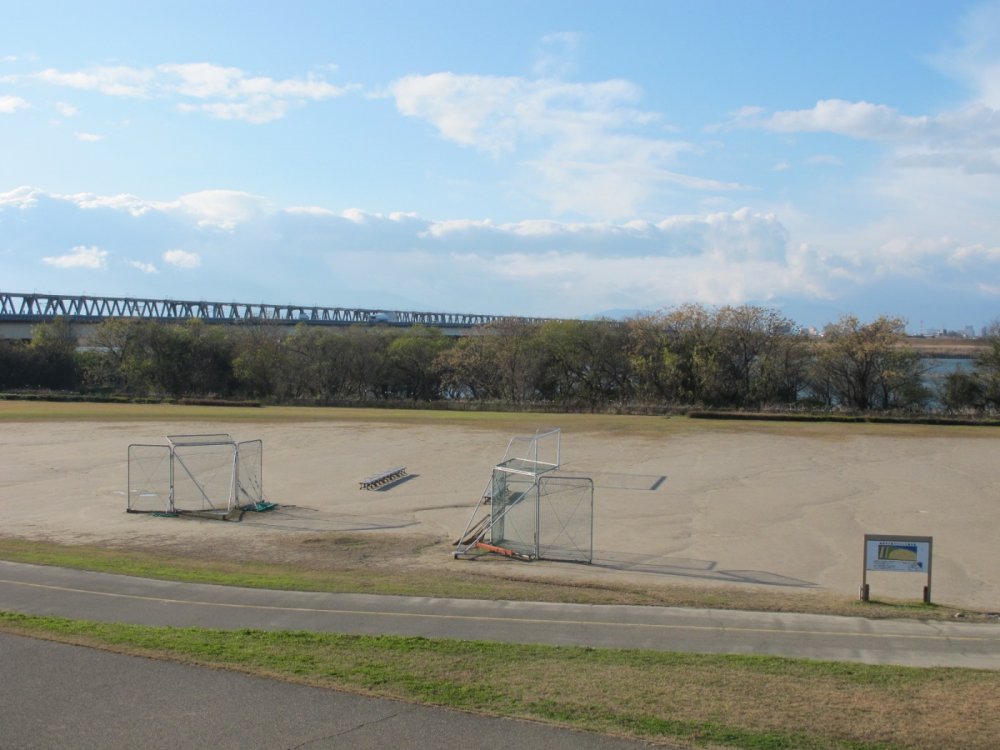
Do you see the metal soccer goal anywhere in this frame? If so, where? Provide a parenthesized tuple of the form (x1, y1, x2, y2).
(127, 434, 264, 517)
(454, 428, 594, 563)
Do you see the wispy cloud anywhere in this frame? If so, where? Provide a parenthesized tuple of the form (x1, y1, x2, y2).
(532, 31, 583, 78)
(27, 62, 352, 123)
(390, 71, 737, 218)
(34, 65, 155, 97)
(163, 248, 201, 269)
(42, 245, 108, 269)
(127, 259, 158, 274)
(75, 132, 102, 142)
(730, 5, 1000, 179)
(805, 154, 843, 166)
(934, 1, 1000, 108)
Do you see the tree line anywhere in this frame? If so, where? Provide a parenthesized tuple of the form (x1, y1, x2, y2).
(3, 305, 1000, 413)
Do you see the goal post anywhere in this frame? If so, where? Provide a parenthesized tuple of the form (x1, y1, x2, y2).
(127, 434, 265, 517)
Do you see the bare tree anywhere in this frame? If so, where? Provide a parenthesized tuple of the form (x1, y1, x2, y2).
(808, 315, 928, 410)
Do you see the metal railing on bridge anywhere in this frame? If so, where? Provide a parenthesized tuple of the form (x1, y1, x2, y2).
(0, 291, 548, 329)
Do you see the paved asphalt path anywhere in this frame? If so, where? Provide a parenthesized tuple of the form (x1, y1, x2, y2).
(2, 560, 998, 669)
(0, 632, 654, 749)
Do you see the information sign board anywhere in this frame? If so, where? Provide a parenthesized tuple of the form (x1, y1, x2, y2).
(860, 534, 933, 603)
(865, 538, 931, 573)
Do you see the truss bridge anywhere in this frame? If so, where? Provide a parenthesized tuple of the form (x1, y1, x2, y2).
(0, 291, 548, 339)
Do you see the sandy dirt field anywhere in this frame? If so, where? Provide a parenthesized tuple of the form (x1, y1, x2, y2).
(1, 416, 997, 611)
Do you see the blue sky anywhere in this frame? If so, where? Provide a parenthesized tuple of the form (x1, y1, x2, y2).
(2, 1, 999, 332)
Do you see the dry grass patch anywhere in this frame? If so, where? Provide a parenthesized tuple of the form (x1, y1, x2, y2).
(5, 399, 998, 441)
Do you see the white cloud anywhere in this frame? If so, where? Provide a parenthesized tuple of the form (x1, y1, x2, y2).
(459, 246, 817, 311)
(30, 62, 350, 123)
(285, 205, 338, 217)
(160, 62, 345, 100)
(178, 98, 291, 124)
(34, 65, 155, 97)
(61, 191, 157, 216)
(6, 186, 1000, 325)
(55, 101, 78, 117)
(157, 62, 246, 99)
(392, 73, 656, 152)
(163, 62, 349, 123)
(0, 186, 42, 208)
(168, 189, 270, 229)
(391, 71, 733, 218)
(338, 207, 418, 224)
(75, 132, 102, 142)
(747, 100, 1000, 163)
(163, 248, 201, 269)
(734, 6, 1000, 182)
(392, 72, 525, 151)
(42, 245, 108, 269)
(127, 260, 158, 274)
(0, 94, 29, 113)
(756, 99, 929, 139)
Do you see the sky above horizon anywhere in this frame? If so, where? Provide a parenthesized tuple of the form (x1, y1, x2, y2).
(2, 1, 999, 333)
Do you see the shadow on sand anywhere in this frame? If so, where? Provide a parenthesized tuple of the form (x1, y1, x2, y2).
(559, 469, 668, 491)
(238, 504, 417, 533)
(590, 549, 816, 587)
(371, 473, 420, 491)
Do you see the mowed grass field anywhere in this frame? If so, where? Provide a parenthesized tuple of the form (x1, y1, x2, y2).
(2, 400, 999, 749)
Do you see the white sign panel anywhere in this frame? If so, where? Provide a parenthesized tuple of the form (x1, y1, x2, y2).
(865, 538, 931, 573)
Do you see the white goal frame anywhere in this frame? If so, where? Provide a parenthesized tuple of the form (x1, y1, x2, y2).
(127, 434, 264, 517)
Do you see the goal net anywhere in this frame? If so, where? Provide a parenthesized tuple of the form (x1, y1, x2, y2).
(489, 471, 593, 563)
(455, 428, 593, 563)
(496, 427, 561, 474)
(127, 434, 264, 516)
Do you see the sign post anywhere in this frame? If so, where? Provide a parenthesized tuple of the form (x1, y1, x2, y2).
(861, 534, 933, 603)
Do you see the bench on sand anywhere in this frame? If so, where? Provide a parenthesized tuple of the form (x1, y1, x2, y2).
(359, 466, 407, 490)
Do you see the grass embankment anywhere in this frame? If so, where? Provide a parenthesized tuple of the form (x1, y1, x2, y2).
(0, 537, 978, 621)
(2, 611, 997, 750)
(0, 398, 672, 433)
(4, 398, 999, 438)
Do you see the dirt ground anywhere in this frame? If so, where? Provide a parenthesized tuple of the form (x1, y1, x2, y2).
(1, 417, 998, 611)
